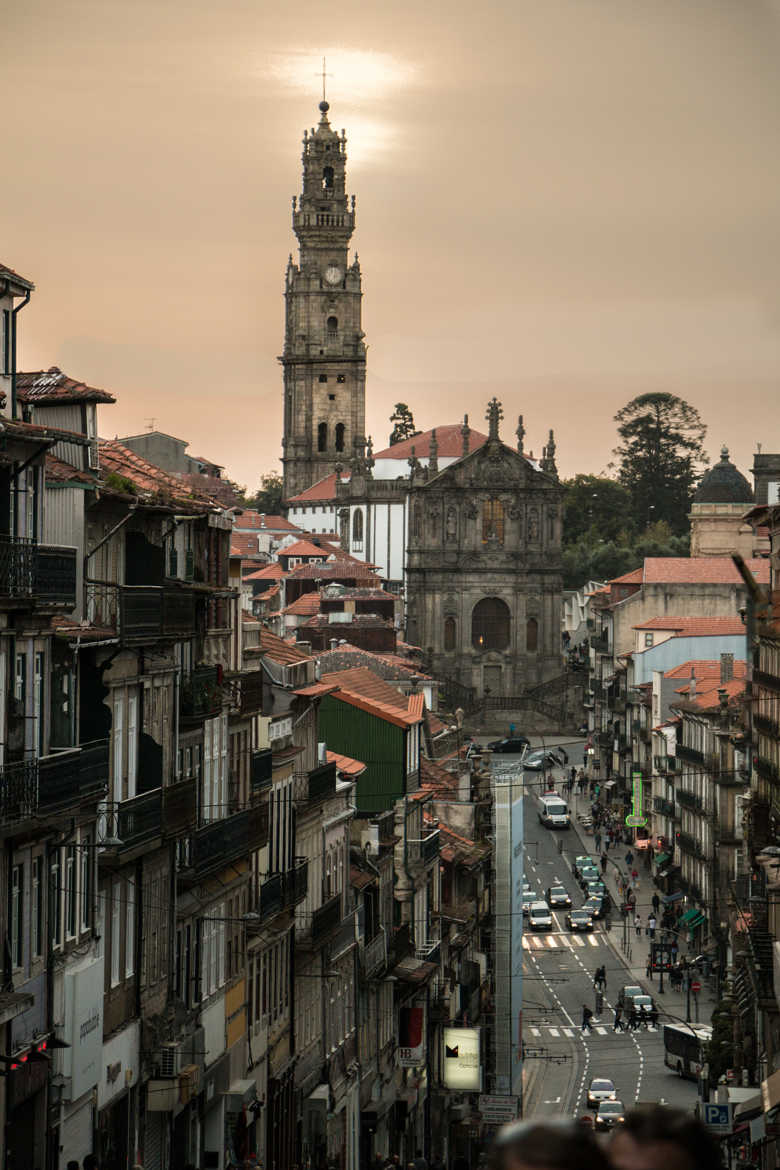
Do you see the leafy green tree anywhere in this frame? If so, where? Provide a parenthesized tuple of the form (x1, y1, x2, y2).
(251, 470, 284, 514)
(706, 999, 735, 1083)
(562, 475, 632, 547)
(389, 403, 419, 445)
(613, 392, 708, 535)
(561, 520, 690, 590)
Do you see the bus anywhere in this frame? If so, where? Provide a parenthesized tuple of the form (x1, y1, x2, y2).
(663, 1022, 712, 1080)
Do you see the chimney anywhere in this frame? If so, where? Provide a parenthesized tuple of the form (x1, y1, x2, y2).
(297, 640, 312, 656)
(720, 653, 734, 684)
(330, 638, 338, 651)
(689, 667, 696, 699)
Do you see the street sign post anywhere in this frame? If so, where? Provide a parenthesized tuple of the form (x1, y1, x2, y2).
(703, 1103, 733, 1135)
(691, 980, 701, 994)
(479, 1095, 520, 1126)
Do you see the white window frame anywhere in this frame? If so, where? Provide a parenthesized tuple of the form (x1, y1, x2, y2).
(11, 864, 22, 968)
(125, 883, 135, 978)
(110, 878, 121, 986)
(32, 856, 42, 958)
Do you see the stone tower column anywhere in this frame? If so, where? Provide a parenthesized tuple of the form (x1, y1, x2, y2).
(280, 100, 367, 503)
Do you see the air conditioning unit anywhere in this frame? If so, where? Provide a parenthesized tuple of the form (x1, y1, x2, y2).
(159, 1041, 182, 1079)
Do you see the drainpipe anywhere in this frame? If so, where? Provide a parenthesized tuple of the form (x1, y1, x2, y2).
(82, 503, 138, 615)
(10, 285, 31, 421)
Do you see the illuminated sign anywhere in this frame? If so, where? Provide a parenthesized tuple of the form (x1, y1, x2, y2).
(442, 1027, 481, 1091)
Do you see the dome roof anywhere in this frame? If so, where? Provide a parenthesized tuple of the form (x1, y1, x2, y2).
(694, 446, 754, 504)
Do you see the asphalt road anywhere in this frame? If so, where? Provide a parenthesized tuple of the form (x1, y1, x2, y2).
(489, 750, 700, 1121)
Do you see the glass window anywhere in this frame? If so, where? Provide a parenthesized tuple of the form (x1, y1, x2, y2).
(110, 879, 121, 986)
(65, 846, 76, 938)
(32, 857, 42, 957)
(443, 617, 456, 651)
(125, 883, 135, 978)
(50, 851, 62, 948)
(11, 864, 23, 967)
(482, 498, 505, 544)
(472, 597, 511, 650)
(526, 617, 539, 653)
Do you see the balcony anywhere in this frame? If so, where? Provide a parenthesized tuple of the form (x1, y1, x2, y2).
(99, 790, 163, 859)
(0, 537, 77, 607)
(162, 777, 197, 837)
(86, 581, 196, 642)
(591, 634, 610, 653)
(754, 714, 780, 740)
(179, 805, 270, 882)
(311, 893, 342, 943)
(0, 740, 109, 828)
(361, 927, 387, 978)
(422, 830, 440, 865)
(180, 666, 222, 722)
(654, 796, 675, 818)
(676, 788, 703, 813)
(387, 922, 414, 966)
(256, 858, 309, 922)
(755, 756, 780, 785)
(251, 748, 273, 791)
(295, 761, 338, 806)
(612, 697, 627, 714)
(677, 744, 704, 766)
(677, 830, 704, 859)
(754, 669, 780, 695)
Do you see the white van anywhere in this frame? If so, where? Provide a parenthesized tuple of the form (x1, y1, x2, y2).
(538, 794, 570, 829)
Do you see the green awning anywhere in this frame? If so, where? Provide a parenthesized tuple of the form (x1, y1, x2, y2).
(678, 907, 699, 925)
(655, 853, 670, 866)
(688, 912, 706, 929)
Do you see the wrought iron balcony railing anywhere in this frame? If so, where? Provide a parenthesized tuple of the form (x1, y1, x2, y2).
(1, 740, 109, 826)
(180, 666, 223, 721)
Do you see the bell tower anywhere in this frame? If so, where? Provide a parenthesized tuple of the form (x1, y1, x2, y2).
(280, 100, 367, 503)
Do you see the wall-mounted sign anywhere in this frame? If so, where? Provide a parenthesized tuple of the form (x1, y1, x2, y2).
(398, 1005, 425, 1067)
(442, 1027, 481, 1091)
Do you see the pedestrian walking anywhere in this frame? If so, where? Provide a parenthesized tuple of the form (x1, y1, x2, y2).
(600, 852, 608, 874)
(594, 965, 606, 991)
(634, 913, 642, 938)
(613, 1005, 624, 1032)
(652, 893, 660, 913)
(648, 914, 657, 940)
(570, 765, 576, 787)
(595, 990, 604, 1016)
(628, 1007, 639, 1032)
(625, 850, 634, 868)
(582, 1005, 594, 1033)
(646, 955, 653, 978)
(594, 831, 602, 851)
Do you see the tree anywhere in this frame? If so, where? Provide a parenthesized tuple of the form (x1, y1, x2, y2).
(613, 393, 708, 535)
(562, 475, 632, 547)
(251, 470, 284, 514)
(389, 403, 419, 446)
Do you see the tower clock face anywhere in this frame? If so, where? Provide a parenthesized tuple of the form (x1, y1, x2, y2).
(325, 265, 343, 285)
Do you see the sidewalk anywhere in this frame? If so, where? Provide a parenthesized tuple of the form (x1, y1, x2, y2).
(566, 787, 719, 1029)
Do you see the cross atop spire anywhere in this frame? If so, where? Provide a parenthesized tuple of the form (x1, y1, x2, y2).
(486, 398, 503, 440)
(318, 56, 333, 103)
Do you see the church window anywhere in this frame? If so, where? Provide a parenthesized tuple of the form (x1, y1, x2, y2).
(526, 617, 538, 653)
(327, 316, 338, 336)
(482, 498, 504, 545)
(443, 617, 456, 651)
(322, 166, 334, 189)
(352, 509, 364, 550)
(317, 422, 328, 452)
(337, 374, 346, 383)
(413, 502, 423, 542)
(335, 422, 345, 452)
(471, 597, 511, 651)
(319, 374, 328, 383)
(328, 393, 336, 401)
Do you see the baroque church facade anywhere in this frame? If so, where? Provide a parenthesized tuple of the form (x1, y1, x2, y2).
(280, 102, 563, 698)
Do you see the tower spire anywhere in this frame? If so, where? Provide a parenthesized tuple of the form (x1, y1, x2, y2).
(428, 428, 439, 475)
(485, 398, 503, 441)
(461, 414, 470, 457)
(516, 415, 525, 455)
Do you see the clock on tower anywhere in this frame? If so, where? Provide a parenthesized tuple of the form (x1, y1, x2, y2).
(280, 100, 367, 504)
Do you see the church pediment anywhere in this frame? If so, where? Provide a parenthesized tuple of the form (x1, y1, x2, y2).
(418, 438, 554, 494)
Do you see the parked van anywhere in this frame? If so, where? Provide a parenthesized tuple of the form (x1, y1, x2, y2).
(538, 794, 570, 828)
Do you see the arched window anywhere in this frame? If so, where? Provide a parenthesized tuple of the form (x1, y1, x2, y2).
(471, 597, 511, 651)
(322, 166, 334, 189)
(444, 617, 457, 651)
(352, 509, 364, 549)
(526, 617, 539, 653)
(335, 422, 345, 452)
(327, 316, 338, 336)
(482, 498, 504, 545)
(317, 422, 328, 452)
(413, 501, 423, 542)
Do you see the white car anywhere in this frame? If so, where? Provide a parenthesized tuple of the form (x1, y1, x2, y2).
(587, 1078, 617, 1108)
(528, 901, 553, 931)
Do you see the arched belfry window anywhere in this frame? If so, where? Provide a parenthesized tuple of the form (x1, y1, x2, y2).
(352, 509, 364, 549)
(322, 166, 334, 189)
(444, 617, 457, 651)
(317, 422, 328, 452)
(471, 597, 511, 651)
(327, 316, 338, 336)
(526, 617, 539, 653)
(335, 422, 345, 452)
(482, 498, 505, 545)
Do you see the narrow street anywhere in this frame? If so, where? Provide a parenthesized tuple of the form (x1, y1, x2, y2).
(490, 740, 702, 1121)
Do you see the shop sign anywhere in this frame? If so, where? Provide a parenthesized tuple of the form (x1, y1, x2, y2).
(479, 1095, 520, 1125)
(443, 1027, 481, 1091)
(398, 1005, 425, 1068)
(64, 958, 103, 1099)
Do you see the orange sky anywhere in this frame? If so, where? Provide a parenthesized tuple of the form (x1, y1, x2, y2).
(3, 0, 779, 491)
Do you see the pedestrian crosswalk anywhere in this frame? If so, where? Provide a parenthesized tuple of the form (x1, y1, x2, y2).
(522, 932, 605, 950)
(526, 1024, 658, 1038)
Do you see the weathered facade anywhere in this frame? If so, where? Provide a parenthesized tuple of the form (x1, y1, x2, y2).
(405, 400, 564, 698)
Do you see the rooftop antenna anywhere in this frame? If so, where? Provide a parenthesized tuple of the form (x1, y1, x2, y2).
(145, 417, 156, 431)
(316, 56, 333, 102)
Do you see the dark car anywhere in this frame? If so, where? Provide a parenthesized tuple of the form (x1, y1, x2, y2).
(546, 884, 572, 908)
(487, 736, 531, 754)
(595, 1100, 625, 1131)
(567, 909, 593, 932)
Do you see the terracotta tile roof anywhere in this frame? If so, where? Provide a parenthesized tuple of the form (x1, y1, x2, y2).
(641, 557, 769, 585)
(45, 454, 95, 484)
(372, 424, 489, 461)
(350, 865, 375, 890)
(242, 612, 261, 623)
(259, 625, 313, 665)
(664, 659, 747, 680)
(609, 567, 643, 585)
(673, 677, 747, 708)
(51, 615, 116, 641)
(17, 367, 115, 404)
(303, 613, 392, 628)
(328, 750, 366, 778)
(633, 616, 747, 634)
(0, 262, 34, 290)
(0, 419, 88, 449)
(288, 560, 381, 582)
(230, 532, 265, 558)
(244, 563, 285, 581)
(320, 666, 424, 728)
(420, 757, 460, 795)
(294, 681, 340, 697)
(315, 645, 429, 680)
(235, 511, 298, 531)
(286, 472, 346, 503)
(99, 440, 217, 509)
(408, 692, 424, 719)
(279, 540, 329, 559)
(437, 824, 491, 868)
(282, 593, 322, 616)
(256, 583, 280, 602)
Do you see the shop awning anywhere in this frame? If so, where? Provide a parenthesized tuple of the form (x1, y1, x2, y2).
(662, 890, 685, 904)
(762, 1069, 780, 1113)
(688, 912, 706, 929)
(678, 907, 699, 925)
(734, 1093, 764, 1123)
(655, 853, 670, 866)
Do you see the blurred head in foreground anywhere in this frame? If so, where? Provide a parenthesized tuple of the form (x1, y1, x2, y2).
(609, 1104, 722, 1170)
(490, 1119, 611, 1170)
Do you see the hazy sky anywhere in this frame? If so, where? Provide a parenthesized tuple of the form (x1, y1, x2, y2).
(3, 0, 780, 490)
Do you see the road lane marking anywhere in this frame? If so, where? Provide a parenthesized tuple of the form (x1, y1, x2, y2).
(531, 1027, 541, 1036)
(587, 935, 600, 946)
(548, 1028, 560, 1036)
(595, 1026, 607, 1035)
(562, 1028, 574, 1037)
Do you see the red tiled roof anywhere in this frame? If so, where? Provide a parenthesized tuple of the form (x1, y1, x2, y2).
(294, 682, 340, 698)
(287, 473, 345, 503)
(99, 440, 217, 508)
(673, 677, 747, 708)
(282, 593, 322, 616)
(328, 750, 366, 777)
(327, 689, 423, 728)
(280, 540, 329, 559)
(18, 367, 115, 404)
(372, 424, 489, 461)
(256, 582, 280, 602)
(242, 612, 260, 623)
(45, 454, 95, 484)
(408, 692, 424, 719)
(51, 615, 116, 640)
(641, 557, 769, 585)
(634, 616, 747, 634)
(235, 511, 298, 531)
(320, 666, 424, 728)
(609, 567, 643, 585)
(230, 532, 264, 558)
(259, 625, 313, 665)
(244, 563, 285, 581)
(288, 560, 381, 582)
(303, 613, 391, 628)
(664, 659, 747, 680)
(421, 757, 460, 795)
